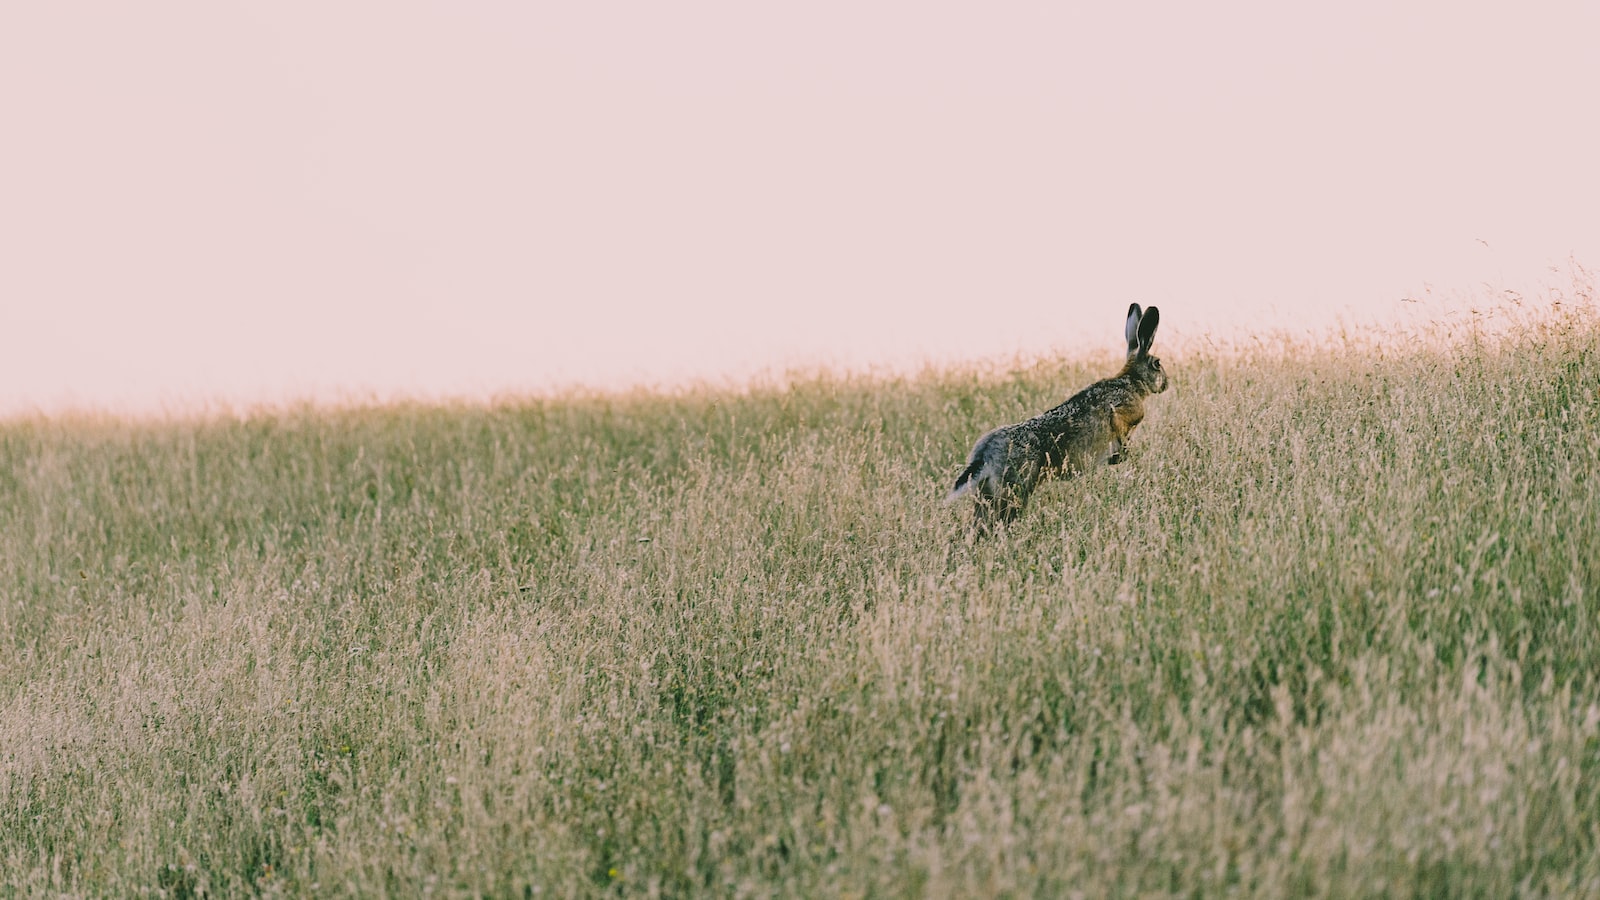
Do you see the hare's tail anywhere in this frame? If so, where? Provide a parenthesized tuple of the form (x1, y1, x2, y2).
(946, 458, 986, 503)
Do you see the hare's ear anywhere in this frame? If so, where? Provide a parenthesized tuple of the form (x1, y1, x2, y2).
(1124, 304, 1143, 354)
(1136, 306, 1160, 356)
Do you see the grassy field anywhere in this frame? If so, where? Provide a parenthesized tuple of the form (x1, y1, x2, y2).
(3, 294, 1599, 897)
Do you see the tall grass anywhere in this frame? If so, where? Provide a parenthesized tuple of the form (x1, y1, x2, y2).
(2, 292, 1598, 896)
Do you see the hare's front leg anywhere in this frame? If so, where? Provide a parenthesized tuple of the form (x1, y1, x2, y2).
(1105, 402, 1133, 465)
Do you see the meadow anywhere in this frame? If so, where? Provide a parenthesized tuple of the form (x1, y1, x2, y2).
(2, 291, 1599, 897)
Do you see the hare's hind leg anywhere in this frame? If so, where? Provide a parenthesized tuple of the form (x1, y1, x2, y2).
(968, 466, 1024, 528)
(970, 471, 1006, 527)
(974, 493, 1023, 527)
(976, 460, 1038, 526)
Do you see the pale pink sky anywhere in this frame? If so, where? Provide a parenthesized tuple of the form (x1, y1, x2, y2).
(3, 2, 1598, 416)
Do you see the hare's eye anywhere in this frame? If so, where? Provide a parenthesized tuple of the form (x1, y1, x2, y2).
(1152, 358, 1161, 369)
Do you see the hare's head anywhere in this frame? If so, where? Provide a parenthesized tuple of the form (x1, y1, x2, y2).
(1121, 303, 1168, 394)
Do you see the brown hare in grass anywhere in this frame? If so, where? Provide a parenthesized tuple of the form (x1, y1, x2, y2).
(947, 304, 1169, 526)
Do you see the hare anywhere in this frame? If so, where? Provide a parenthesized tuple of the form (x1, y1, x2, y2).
(947, 304, 1169, 525)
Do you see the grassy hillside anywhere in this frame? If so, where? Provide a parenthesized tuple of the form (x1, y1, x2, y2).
(3, 300, 1599, 897)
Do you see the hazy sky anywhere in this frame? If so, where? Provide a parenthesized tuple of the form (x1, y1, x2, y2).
(3, 2, 1597, 415)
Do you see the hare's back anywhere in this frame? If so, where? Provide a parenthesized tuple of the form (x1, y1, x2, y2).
(967, 423, 1013, 465)
(1030, 392, 1118, 463)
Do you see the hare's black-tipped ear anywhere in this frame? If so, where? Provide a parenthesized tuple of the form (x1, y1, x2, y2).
(1124, 304, 1143, 354)
(1136, 306, 1160, 356)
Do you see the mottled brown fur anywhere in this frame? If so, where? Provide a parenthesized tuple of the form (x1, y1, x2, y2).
(949, 304, 1169, 526)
